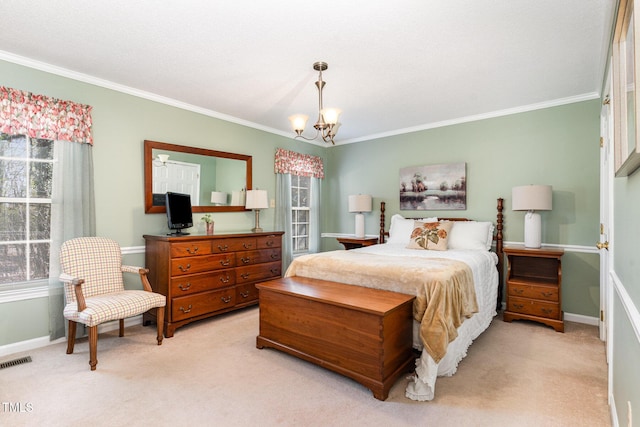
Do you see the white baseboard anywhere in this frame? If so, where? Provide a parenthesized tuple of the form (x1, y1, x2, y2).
(564, 312, 599, 326)
(0, 315, 143, 359)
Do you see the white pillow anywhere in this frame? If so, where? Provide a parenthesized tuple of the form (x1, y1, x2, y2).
(387, 214, 438, 244)
(447, 221, 495, 251)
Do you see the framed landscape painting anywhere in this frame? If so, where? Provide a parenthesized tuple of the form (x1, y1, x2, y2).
(399, 162, 466, 210)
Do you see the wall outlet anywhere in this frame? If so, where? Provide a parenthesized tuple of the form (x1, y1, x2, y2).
(270, 198, 275, 208)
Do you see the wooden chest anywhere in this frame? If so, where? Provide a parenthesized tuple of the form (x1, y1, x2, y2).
(143, 231, 284, 337)
(256, 276, 415, 400)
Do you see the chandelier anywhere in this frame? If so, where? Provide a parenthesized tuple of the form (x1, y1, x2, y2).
(288, 61, 341, 145)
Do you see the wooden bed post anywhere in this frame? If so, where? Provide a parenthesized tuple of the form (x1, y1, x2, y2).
(496, 198, 504, 311)
(379, 201, 386, 244)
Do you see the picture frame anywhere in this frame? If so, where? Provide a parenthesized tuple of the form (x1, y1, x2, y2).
(399, 162, 466, 210)
(613, 0, 640, 176)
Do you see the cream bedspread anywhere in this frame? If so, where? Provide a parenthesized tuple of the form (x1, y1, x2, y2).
(285, 250, 478, 363)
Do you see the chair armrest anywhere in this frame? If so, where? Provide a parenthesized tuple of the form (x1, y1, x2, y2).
(59, 273, 87, 312)
(122, 265, 154, 292)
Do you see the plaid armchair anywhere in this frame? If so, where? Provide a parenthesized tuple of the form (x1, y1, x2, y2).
(59, 237, 166, 370)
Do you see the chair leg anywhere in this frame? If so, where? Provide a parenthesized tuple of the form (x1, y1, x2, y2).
(66, 320, 77, 354)
(88, 326, 98, 371)
(156, 306, 164, 345)
(119, 319, 125, 337)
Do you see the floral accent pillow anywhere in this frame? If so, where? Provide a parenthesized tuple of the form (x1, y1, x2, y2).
(406, 221, 452, 251)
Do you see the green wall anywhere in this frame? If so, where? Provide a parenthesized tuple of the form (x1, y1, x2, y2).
(0, 58, 324, 346)
(612, 156, 640, 423)
(0, 59, 602, 347)
(323, 101, 602, 317)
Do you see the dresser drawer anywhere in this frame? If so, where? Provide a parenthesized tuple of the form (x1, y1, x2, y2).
(212, 238, 257, 253)
(171, 253, 236, 276)
(236, 261, 282, 284)
(508, 296, 560, 319)
(257, 234, 282, 249)
(236, 283, 259, 304)
(237, 249, 282, 266)
(172, 289, 236, 321)
(170, 270, 235, 295)
(508, 283, 558, 302)
(170, 241, 213, 258)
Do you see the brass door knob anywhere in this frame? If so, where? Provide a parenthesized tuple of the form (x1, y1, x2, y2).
(596, 241, 609, 250)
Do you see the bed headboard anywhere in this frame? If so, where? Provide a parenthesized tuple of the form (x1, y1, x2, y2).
(378, 198, 505, 310)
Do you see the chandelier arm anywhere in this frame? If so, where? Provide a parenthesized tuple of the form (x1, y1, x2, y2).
(293, 129, 321, 142)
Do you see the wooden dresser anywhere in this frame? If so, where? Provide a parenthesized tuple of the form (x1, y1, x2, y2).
(503, 245, 564, 332)
(143, 231, 284, 337)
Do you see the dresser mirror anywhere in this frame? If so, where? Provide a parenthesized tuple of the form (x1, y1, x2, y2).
(144, 140, 252, 213)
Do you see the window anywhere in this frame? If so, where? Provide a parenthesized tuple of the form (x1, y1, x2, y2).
(0, 133, 54, 288)
(291, 175, 310, 253)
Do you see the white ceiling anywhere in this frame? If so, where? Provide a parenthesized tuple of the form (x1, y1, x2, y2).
(0, 1, 616, 145)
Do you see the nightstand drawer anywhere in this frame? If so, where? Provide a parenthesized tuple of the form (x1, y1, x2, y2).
(508, 283, 558, 302)
(508, 296, 560, 319)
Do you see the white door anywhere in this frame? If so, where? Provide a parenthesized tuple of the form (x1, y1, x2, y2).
(152, 160, 201, 205)
(599, 64, 614, 352)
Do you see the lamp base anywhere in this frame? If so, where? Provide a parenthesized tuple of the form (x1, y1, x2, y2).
(252, 210, 263, 233)
(354, 213, 365, 238)
(523, 211, 542, 248)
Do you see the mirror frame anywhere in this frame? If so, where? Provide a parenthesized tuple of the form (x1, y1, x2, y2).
(144, 140, 253, 213)
(614, 0, 640, 176)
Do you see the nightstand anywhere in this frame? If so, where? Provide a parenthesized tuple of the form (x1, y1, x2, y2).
(503, 245, 564, 332)
(336, 236, 379, 250)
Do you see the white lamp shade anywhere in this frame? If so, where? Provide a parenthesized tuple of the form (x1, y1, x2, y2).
(288, 114, 309, 132)
(230, 190, 246, 206)
(348, 194, 372, 213)
(245, 189, 269, 209)
(210, 191, 227, 205)
(512, 185, 552, 211)
(321, 108, 341, 125)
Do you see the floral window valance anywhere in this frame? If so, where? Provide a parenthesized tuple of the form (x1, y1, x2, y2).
(0, 86, 93, 145)
(274, 148, 324, 179)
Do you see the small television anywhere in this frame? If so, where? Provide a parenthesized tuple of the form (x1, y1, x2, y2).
(165, 192, 193, 235)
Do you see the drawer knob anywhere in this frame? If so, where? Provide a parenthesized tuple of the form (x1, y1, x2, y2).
(179, 304, 193, 314)
(221, 296, 232, 304)
(178, 282, 192, 291)
(241, 273, 250, 279)
(541, 292, 553, 298)
(220, 275, 230, 283)
(178, 264, 191, 272)
(270, 253, 278, 260)
(220, 258, 231, 266)
(514, 288, 524, 294)
(270, 268, 279, 274)
(241, 257, 251, 264)
(240, 291, 250, 298)
(217, 244, 229, 251)
(186, 246, 199, 254)
(541, 308, 553, 315)
(513, 303, 524, 310)
(266, 240, 274, 247)
(243, 242, 253, 249)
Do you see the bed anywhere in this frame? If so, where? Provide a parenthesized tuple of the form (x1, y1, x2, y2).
(284, 198, 504, 401)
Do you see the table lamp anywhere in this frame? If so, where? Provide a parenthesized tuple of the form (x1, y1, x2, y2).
(246, 189, 269, 232)
(348, 194, 372, 238)
(210, 191, 228, 206)
(512, 185, 552, 248)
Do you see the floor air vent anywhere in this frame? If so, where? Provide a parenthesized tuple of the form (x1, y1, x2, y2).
(0, 356, 32, 369)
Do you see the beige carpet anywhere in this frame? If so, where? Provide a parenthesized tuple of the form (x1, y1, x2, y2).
(1, 308, 610, 427)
